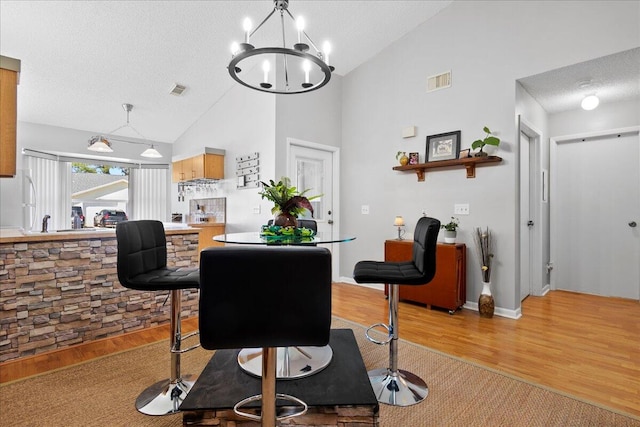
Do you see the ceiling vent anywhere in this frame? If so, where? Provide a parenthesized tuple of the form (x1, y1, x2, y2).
(169, 83, 187, 96)
(426, 71, 451, 92)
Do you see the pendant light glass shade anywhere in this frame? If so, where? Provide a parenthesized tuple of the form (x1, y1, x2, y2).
(87, 136, 114, 153)
(141, 145, 162, 158)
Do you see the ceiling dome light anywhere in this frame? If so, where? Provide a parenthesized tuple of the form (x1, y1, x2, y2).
(228, 0, 333, 94)
(581, 95, 600, 110)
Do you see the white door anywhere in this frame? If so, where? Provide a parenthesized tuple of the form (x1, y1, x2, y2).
(551, 130, 640, 300)
(288, 139, 340, 279)
(519, 131, 532, 301)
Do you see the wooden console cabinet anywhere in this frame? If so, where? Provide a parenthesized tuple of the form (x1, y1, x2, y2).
(384, 240, 466, 314)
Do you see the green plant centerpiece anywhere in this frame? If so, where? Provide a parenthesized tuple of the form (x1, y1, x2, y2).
(471, 126, 501, 157)
(441, 216, 460, 243)
(258, 177, 319, 229)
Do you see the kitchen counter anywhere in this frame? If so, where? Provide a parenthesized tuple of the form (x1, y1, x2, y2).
(0, 225, 200, 362)
(0, 224, 199, 244)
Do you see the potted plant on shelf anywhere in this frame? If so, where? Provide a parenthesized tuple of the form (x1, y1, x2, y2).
(396, 151, 409, 166)
(258, 177, 319, 227)
(471, 126, 501, 157)
(474, 226, 495, 318)
(441, 217, 460, 244)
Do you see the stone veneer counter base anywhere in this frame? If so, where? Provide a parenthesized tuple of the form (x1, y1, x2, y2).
(0, 228, 200, 362)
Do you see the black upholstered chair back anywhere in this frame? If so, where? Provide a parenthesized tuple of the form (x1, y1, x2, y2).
(411, 216, 441, 283)
(199, 246, 331, 350)
(117, 220, 167, 281)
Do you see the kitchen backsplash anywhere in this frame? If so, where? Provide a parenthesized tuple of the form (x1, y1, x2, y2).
(189, 197, 226, 223)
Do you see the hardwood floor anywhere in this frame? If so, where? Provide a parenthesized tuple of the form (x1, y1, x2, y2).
(2, 283, 638, 417)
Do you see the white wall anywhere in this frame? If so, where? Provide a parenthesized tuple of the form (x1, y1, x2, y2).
(340, 1, 639, 313)
(274, 75, 343, 177)
(171, 82, 277, 232)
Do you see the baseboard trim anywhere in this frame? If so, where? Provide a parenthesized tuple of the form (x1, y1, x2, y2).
(338, 277, 384, 291)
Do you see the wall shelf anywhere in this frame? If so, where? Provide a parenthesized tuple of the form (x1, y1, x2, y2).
(393, 156, 502, 182)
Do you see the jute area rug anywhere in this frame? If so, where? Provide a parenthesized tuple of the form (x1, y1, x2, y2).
(1, 317, 638, 427)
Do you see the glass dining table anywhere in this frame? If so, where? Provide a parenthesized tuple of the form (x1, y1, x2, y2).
(212, 230, 356, 380)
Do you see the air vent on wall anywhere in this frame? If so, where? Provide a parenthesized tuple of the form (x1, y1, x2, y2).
(426, 71, 451, 92)
(169, 83, 187, 96)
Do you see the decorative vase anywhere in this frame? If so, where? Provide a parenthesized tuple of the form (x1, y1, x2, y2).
(273, 212, 298, 228)
(399, 154, 409, 166)
(478, 281, 495, 318)
(443, 230, 457, 244)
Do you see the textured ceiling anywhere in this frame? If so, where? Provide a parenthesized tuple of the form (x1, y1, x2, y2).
(0, 0, 452, 144)
(518, 47, 640, 114)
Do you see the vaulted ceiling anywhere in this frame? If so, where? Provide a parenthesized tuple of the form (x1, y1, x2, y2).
(0, 1, 452, 143)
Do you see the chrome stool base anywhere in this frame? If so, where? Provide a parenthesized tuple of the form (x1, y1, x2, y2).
(368, 368, 428, 407)
(238, 345, 333, 379)
(135, 374, 197, 416)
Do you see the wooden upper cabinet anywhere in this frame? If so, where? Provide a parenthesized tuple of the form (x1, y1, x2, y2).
(0, 56, 20, 178)
(172, 153, 224, 182)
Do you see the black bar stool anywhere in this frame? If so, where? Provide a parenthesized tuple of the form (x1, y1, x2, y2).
(199, 245, 332, 427)
(116, 220, 200, 415)
(353, 216, 440, 406)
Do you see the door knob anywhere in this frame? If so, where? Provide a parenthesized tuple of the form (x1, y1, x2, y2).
(629, 221, 637, 228)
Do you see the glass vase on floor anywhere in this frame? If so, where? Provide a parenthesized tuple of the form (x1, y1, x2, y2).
(478, 281, 494, 318)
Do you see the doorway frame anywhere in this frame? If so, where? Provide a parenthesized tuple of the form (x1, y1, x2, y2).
(286, 137, 341, 278)
(549, 125, 640, 292)
(518, 115, 546, 299)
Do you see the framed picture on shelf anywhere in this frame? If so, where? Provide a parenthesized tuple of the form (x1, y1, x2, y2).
(409, 152, 419, 165)
(426, 131, 461, 162)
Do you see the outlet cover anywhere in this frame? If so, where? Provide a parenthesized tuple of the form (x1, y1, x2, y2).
(361, 205, 370, 215)
(454, 204, 470, 215)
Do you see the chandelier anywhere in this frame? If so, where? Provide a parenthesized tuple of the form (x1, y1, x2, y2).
(88, 103, 162, 158)
(228, 0, 334, 94)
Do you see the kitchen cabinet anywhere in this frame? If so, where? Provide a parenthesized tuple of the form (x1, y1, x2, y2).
(384, 240, 466, 314)
(0, 56, 20, 178)
(189, 223, 225, 252)
(172, 154, 224, 182)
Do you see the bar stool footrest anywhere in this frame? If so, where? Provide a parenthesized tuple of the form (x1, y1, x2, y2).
(365, 323, 392, 345)
(233, 393, 308, 422)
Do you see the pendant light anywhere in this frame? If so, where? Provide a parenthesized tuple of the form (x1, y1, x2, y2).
(87, 104, 162, 158)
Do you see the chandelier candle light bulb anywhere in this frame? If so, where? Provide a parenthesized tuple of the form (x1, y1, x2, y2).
(296, 16, 305, 43)
(323, 41, 331, 67)
(243, 18, 252, 43)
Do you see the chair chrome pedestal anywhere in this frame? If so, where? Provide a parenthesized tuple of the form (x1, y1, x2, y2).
(238, 345, 333, 379)
(366, 284, 428, 406)
(135, 289, 199, 415)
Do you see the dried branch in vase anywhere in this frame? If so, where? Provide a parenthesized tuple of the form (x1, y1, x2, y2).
(474, 227, 494, 282)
